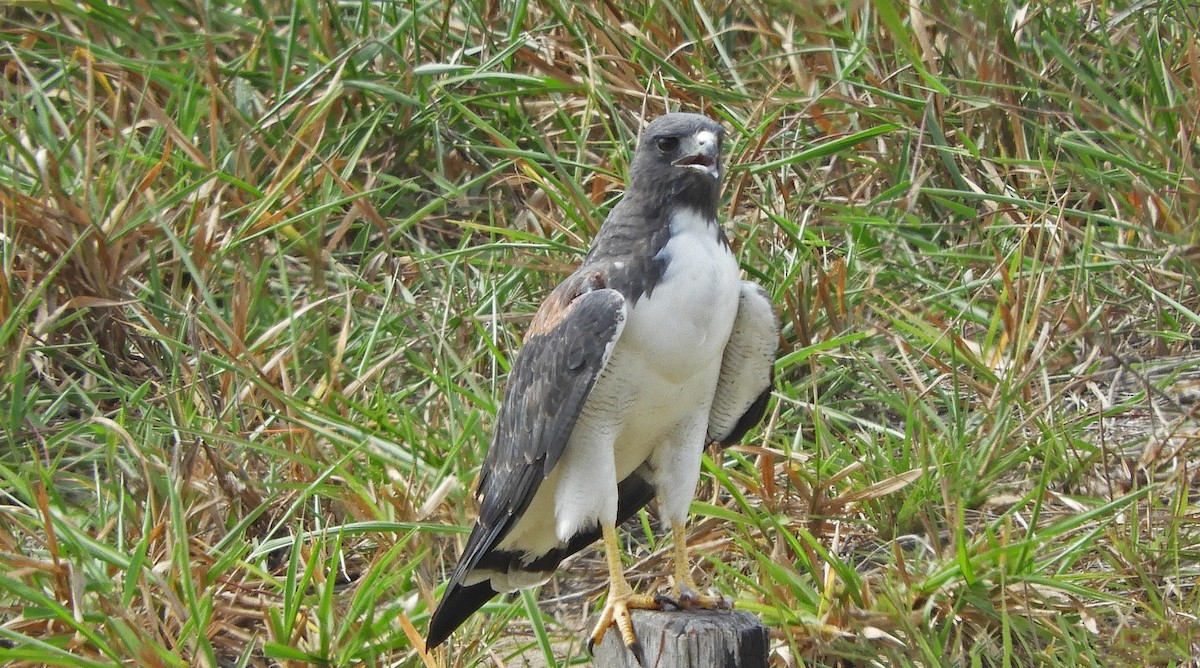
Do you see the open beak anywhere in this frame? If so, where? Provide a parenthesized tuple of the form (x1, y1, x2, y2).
(674, 152, 719, 179)
(672, 131, 721, 180)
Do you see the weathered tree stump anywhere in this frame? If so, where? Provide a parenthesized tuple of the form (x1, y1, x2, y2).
(591, 609, 769, 668)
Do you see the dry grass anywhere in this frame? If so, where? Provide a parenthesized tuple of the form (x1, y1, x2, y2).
(2, 0, 1199, 666)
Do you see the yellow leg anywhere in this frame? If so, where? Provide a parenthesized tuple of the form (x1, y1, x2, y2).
(589, 524, 660, 658)
(671, 524, 732, 610)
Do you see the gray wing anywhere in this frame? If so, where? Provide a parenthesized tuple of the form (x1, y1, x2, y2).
(426, 270, 625, 648)
(475, 272, 626, 520)
(708, 281, 778, 444)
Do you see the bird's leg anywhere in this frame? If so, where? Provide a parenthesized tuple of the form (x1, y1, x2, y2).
(589, 524, 659, 659)
(670, 524, 732, 610)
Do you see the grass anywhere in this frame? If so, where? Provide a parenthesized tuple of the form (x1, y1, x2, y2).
(2, 0, 1199, 666)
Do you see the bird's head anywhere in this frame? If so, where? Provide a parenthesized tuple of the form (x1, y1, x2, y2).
(629, 113, 725, 207)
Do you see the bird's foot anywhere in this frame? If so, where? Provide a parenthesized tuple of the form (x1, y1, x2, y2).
(588, 586, 660, 664)
(668, 525, 732, 611)
(672, 578, 733, 611)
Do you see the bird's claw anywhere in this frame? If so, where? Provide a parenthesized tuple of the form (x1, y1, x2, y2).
(589, 590, 659, 664)
(653, 592, 681, 610)
(675, 581, 733, 610)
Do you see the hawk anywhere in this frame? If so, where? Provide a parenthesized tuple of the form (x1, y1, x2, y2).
(426, 113, 778, 659)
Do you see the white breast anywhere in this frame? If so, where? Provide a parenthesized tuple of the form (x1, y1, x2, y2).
(619, 208, 741, 381)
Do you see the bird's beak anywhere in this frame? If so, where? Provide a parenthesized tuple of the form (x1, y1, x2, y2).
(672, 130, 721, 180)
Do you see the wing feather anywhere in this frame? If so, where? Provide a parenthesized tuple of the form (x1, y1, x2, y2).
(708, 281, 779, 445)
(427, 272, 625, 648)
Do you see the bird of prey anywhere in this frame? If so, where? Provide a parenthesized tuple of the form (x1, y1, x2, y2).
(425, 112, 778, 659)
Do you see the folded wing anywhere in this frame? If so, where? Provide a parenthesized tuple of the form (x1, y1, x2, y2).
(426, 272, 626, 649)
(708, 281, 778, 445)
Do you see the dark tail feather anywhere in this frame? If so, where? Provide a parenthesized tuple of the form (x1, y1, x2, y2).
(426, 579, 499, 651)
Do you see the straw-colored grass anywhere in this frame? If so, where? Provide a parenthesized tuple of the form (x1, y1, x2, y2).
(2, 1, 1198, 666)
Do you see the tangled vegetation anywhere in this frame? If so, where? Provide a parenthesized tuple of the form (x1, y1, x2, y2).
(2, 1, 1198, 666)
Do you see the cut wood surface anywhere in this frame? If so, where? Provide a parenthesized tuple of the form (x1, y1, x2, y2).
(591, 609, 768, 668)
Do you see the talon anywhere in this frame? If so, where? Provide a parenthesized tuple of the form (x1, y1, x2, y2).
(654, 592, 681, 610)
(674, 582, 731, 610)
(677, 584, 699, 607)
(589, 588, 660, 650)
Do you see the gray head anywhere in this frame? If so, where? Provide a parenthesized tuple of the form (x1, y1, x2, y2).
(583, 112, 728, 297)
(628, 113, 725, 213)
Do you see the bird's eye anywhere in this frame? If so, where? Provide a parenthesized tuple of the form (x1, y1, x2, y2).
(656, 136, 679, 152)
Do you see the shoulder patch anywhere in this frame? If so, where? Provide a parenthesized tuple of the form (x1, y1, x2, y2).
(527, 270, 607, 337)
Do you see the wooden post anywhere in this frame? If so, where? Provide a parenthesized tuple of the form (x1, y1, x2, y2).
(591, 609, 769, 668)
